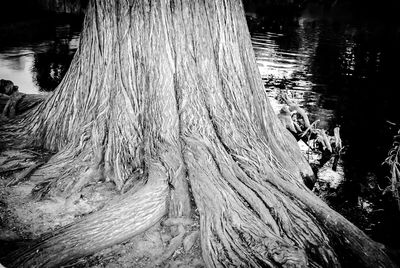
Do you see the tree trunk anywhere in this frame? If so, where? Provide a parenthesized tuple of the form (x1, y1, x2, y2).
(0, 0, 395, 267)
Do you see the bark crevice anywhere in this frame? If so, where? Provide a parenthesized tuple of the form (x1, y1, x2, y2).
(0, 0, 396, 267)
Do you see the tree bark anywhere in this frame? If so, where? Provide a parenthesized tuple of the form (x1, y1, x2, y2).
(0, 0, 395, 267)
(0, 92, 45, 118)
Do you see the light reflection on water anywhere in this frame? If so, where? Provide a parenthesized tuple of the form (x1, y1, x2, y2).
(0, 20, 80, 94)
(253, 31, 313, 81)
(249, 8, 400, 246)
(251, 24, 335, 131)
(0, 51, 36, 94)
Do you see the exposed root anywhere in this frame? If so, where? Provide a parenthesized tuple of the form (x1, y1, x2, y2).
(183, 142, 323, 267)
(153, 148, 194, 265)
(181, 136, 395, 268)
(278, 106, 297, 133)
(0, 0, 396, 267)
(183, 231, 200, 252)
(155, 217, 200, 266)
(2, 92, 24, 118)
(26, 133, 143, 199)
(154, 224, 186, 266)
(6, 162, 45, 187)
(281, 92, 311, 128)
(0, 149, 51, 187)
(154, 149, 193, 265)
(163, 218, 194, 227)
(3, 161, 169, 268)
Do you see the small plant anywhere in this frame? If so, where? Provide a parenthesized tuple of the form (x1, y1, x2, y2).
(383, 129, 400, 210)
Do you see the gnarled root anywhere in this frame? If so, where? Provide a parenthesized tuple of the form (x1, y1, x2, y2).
(185, 143, 336, 267)
(154, 148, 194, 265)
(155, 222, 187, 265)
(184, 139, 395, 268)
(3, 161, 169, 268)
(1, 92, 45, 119)
(0, 149, 51, 186)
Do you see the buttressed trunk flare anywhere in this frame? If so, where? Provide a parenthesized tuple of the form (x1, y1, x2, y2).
(1, 0, 396, 267)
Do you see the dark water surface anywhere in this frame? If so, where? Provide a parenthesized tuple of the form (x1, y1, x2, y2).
(0, 15, 81, 94)
(250, 11, 400, 130)
(248, 4, 400, 247)
(1, 6, 400, 248)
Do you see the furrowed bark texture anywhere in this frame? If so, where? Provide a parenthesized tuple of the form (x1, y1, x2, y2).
(1, 0, 395, 267)
(8, 162, 169, 267)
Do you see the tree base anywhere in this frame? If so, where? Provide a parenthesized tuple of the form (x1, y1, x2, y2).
(0, 178, 203, 268)
(61, 224, 204, 268)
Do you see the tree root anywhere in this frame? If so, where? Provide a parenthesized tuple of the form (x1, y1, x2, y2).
(6, 162, 45, 187)
(155, 218, 199, 266)
(2, 162, 169, 268)
(182, 138, 395, 268)
(0, 0, 396, 267)
(154, 224, 186, 266)
(2, 92, 24, 118)
(0, 91, 45, 119)
(183, 231, 199, 252)
(0, 149, 51, 187)
(163, 217, 194, 227)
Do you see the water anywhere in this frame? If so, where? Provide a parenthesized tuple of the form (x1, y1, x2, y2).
(0, 16, 81, 94)
(1, 6, 400, 248)
(248, 4, 400, 247)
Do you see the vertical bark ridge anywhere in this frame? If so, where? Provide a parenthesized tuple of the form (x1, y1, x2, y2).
(168, 1, 394, 267)
(184, 141, 332, 267)
(0, 0, 396, 267)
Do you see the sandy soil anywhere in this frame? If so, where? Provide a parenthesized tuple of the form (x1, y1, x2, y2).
(0, 151, 204, 267)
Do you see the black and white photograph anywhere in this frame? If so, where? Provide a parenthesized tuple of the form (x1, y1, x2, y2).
(1, 0, 399, 267)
